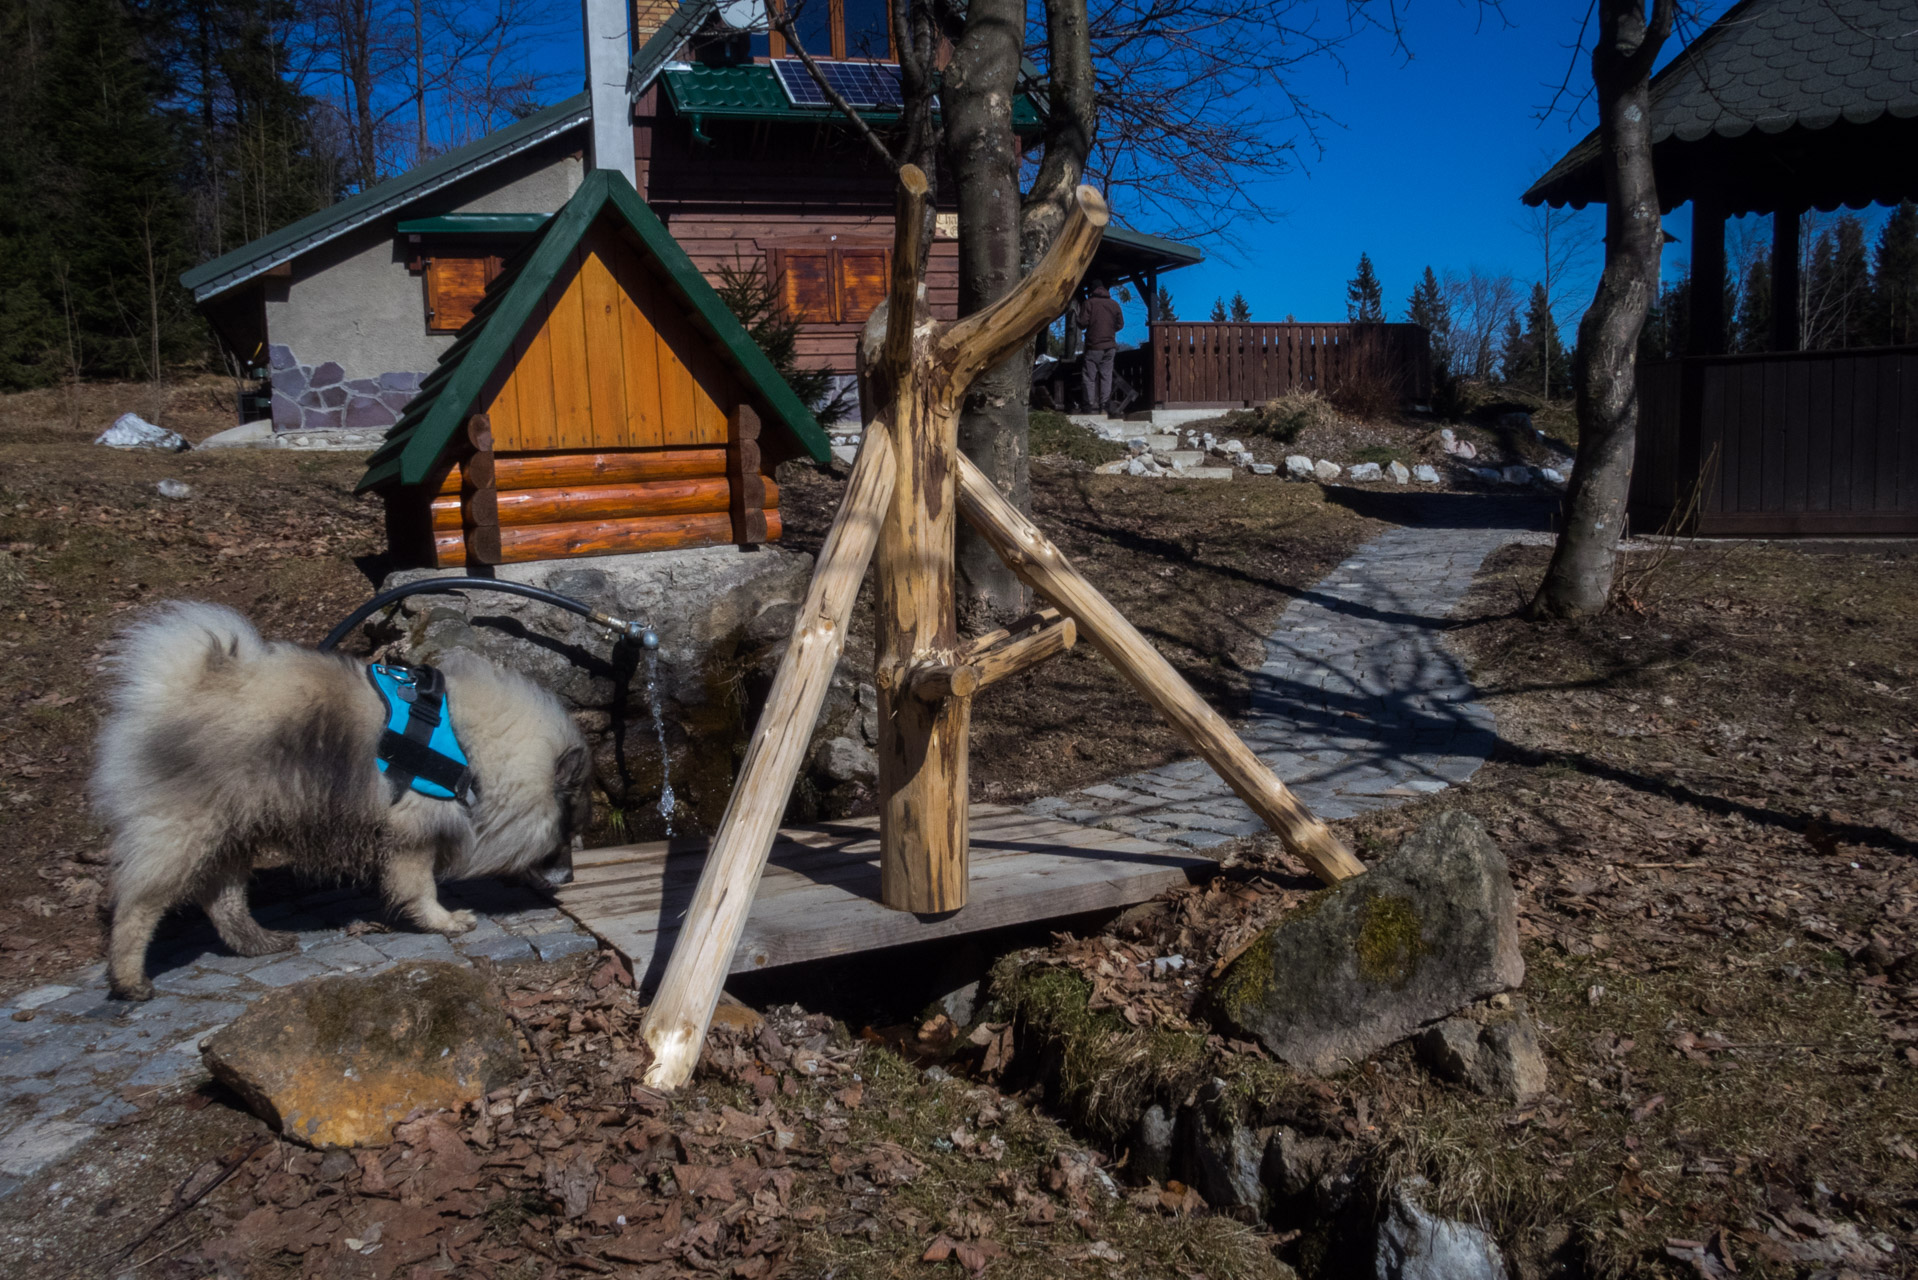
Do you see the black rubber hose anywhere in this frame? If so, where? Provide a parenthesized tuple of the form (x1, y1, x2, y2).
(318, 577, 658, 653)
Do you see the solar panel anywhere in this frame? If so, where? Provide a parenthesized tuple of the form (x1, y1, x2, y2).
(772, 59, 904, 110)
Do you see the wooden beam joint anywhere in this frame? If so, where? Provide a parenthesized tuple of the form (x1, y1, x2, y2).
(961, 613, 1077, 692)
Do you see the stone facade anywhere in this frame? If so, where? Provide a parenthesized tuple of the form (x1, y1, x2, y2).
(268, 344, 427, 436)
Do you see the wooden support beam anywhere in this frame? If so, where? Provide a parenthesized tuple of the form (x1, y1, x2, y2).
(462, 414, 501, 566)
(954, 453, 1364, 886)
(728, 404, 768, 546)
(638, 421, 898, 1090)
(902, 662, 982, 702)
(967, 615, 1076, 691)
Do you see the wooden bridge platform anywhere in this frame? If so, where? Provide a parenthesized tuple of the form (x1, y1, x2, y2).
(554, 803, 1210, 988)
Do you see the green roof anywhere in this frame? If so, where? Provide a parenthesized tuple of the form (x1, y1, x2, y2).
(358, 169, 831, 492)
(396, 214, 552, 235)
(181, 94, 591, 302)
(661, 64, 1044, 131)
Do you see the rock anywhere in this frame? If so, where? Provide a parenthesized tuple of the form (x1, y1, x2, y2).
(1471, 467, 1502, 483)
(197, 419, 276, 450)
(1093, 458, 1129, 475)
(200, 962, 521, 1149)
(1174, 467, 1235, 481)
(1285, 455, 1316, 479)
(1374, 1179, 1508, 1280)
(817, 735, 878, 784)
(831, 443, 858, 466)
(155, 479, 194, 500)
(1211, 812, 1524, 1073)
(1347, 462, 1382, 482)
(1313, 459, 1342, 483)
(1185, 1086, 1268, 1212)
(1219, 438, 1245, 453)
(1501, 465, 1534, 486)
(1131, 1104, 1176, 1184)
(1126, 455, 1165, 477)
(1440, 429, 1477, 459)
(1144, 434, 1179, 451)
(1166, 450, 1207, 469)
(387, 545, 818, 837)
(1388, 461, 1412, 485)
(95, 413, 188, 451)
(1412, 464, 1441, 484)
(1538, 467, 1567, 487)
(1474, 1015, 1548, 1101)
(1249, 463, 1277, 475)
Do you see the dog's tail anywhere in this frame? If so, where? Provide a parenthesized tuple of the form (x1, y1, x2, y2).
(102, 601, 266, 720)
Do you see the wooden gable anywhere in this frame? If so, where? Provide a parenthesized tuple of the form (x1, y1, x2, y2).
(480, 220, 740, 452)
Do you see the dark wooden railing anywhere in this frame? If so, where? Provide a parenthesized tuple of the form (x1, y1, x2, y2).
(1632, 346, 1918, 536)
(1148, 322, 1432, 409)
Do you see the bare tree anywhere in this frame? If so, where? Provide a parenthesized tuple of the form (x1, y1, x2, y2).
(1442, 267, 1520, 381)
(1530, 0, 1676, 619)
(1516, 198, 1598, 398)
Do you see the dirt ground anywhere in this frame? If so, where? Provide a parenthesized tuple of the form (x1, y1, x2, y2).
(992, 538, 1918, 1278)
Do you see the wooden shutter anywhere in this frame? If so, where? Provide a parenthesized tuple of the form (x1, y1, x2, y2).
(775, 249, 837, 323)
(836, 247, 889, 324)
(423, 252, 501, 333)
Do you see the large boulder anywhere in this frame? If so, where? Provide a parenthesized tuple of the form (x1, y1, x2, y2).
(200, 962, 522, 1149)
(385, 543, 879, 836)
(1210, 812, 1523, 1073)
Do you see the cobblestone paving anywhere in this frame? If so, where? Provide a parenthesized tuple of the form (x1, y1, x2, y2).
(1025, 519, 1534, 848)
(0, 879, 597, 1195)
(0, 499, 1544, 1195)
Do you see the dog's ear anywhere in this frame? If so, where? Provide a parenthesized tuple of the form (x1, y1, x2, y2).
(557, 742, 590, 786)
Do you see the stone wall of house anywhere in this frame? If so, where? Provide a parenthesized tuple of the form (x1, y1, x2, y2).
(269, 344, 429, 434)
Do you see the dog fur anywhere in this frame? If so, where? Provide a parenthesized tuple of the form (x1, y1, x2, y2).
(91, 601, 592, 1000)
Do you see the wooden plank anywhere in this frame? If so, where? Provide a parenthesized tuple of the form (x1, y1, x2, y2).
(728, 404, 769, 545)
(578, 229, 632, 449)
(434, 448, 730, 494)
(1760, 359, 1786, 513)
(612, 241, 665, 448)
(1782, 356, 1809, 513)
(429, 476, 777, 530)
(1852, 356, 1879, 513)
(1805, 356, 1832, 512)
(1830, 356, 1855, 512)
(556, 806, 1212, 980)
(507, 284, 561, 452)
(546, 246, 596, 450)
(1876, 352, 1903, 515)
(490, 510, 780, 563)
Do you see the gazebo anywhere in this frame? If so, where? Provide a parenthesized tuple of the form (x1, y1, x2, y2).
(1526, 0, 1918, 535)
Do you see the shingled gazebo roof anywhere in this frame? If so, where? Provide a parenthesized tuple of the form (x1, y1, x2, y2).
(1525, 0, 1918, 213)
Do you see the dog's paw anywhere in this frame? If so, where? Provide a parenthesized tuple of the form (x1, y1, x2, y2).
(109, 979, 155, 1002)
(231, 928, 299, 957)
(432, 909, 479, 935)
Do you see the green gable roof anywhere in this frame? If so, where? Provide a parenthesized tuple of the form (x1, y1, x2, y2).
(358, 169, 831, 493)
(182, 93, 591, 302)
(661, 64, 1044, 132)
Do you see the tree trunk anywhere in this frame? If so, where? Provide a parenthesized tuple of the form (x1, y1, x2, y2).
(1528, 0, 1674, 619)
(942, 0, 1030, 623)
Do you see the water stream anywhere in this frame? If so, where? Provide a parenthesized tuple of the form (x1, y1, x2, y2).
(642, 647, 675, 836)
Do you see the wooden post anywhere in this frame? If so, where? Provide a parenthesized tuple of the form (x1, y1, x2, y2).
(1688, 194, 1728, 357)
(954, 453, 1364, 886)
(727, 403, 768, 546)
(1771, 205, 1802, 353)
(870, 170, 1112, 915)
(639, 423, 898, 1089)
(462, 414, 501, 566)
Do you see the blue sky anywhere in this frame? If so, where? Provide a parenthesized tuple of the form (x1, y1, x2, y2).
(512, 0, 1829, 332)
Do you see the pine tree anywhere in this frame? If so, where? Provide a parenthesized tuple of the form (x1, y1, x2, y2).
(1873, 200, 1918, 347)
(1404, 266, 1451, 374)
(1228, 290, 1251, 322)
(1498, 310, 1526, 384)
(1346, 253, 1384, 323)
(1150, 286, 1177, 322)
(1208, 296, 1228, 322)
(1733, 257, 1771, 353)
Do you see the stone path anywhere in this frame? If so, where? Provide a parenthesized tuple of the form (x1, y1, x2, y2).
(1025, 515, 1541, 846)
(0, 496, 1545, 1196)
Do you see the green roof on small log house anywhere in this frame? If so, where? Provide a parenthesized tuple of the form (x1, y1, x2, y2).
(358, 168, 831, 493)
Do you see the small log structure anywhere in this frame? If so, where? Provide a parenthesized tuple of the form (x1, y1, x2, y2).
(639, 169, 1364, 1089)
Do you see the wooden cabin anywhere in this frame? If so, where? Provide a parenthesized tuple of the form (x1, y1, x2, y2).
(358, 169, 830, 566)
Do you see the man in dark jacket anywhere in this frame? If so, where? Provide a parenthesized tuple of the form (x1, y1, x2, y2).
(1079, 282, 1124, 415)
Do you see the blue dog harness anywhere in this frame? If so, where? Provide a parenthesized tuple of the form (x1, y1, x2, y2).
(367, 663, 478, 805)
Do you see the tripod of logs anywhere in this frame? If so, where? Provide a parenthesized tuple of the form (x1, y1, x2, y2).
(639, 169, 1365, 1089)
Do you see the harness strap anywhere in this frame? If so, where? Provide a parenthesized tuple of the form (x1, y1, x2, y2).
(368, 663, 479, 806)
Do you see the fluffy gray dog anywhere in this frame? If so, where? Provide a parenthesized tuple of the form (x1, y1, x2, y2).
(92, 602, 592, 1000)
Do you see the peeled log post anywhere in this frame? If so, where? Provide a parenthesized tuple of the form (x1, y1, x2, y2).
(873, 176, 1112, 915)
(638, 423, 898, 1090)
(966, 615, 1075, 691)
(955, 453, 1364, 886)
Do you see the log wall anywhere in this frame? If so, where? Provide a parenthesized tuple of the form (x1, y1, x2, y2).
(426, 445, 780, 566)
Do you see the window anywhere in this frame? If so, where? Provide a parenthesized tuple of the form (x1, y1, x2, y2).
(772, 245, 890, 324)
(419, 249, 505, 333)
(767, 0, 892, 61)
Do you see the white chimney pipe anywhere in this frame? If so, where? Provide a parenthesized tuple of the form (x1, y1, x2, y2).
(582, 0, 636, 185)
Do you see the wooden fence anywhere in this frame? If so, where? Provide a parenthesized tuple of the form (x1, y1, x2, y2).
(1631, 346, 1918, 536)
(1148, 322, 1433, 409)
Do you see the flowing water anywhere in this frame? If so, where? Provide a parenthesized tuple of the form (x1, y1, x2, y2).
(642, 647, 675, 835)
